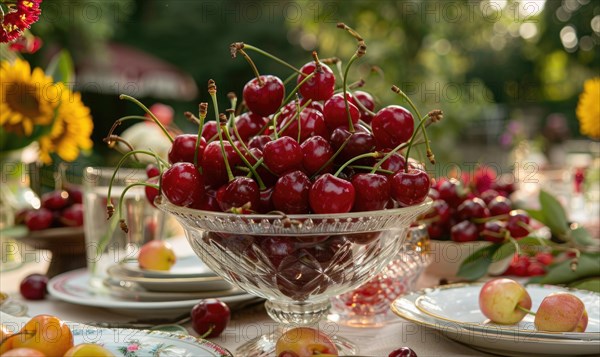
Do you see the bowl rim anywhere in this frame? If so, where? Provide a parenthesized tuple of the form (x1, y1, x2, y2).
(156, 196, 432, 220)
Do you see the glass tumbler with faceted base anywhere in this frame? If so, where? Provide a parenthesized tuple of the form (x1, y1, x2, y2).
(329, 224, 431, 327)
(157, 198, 431, 356)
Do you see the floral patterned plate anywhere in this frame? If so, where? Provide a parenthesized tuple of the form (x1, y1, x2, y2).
(70, 326, 232, 357)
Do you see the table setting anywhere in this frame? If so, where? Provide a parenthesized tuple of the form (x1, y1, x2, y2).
(2, 2, 600, 356)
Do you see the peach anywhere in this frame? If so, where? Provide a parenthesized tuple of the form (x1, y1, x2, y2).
(0, 348, 46, 357)
(11, 315, 73, 357)
(138, 240, 176, 271)
(534, 292, 588, 332)
(479, 278, 532, 325)
(63, 343, 115, 357)
(275, 327, 338, 357)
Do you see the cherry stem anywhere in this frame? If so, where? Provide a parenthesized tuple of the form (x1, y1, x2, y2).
(391, 86, 434, 166)
(283, 71, 315, 105)
(349, 165, 394, 175)
(335, 152, 381, 177)
(342, 53, 359, 133)
(275, 99, 312, 137)
(472, 214, 510, 224)
(351, 90, 377, 117)
(193, 102, 208, 168)
(223, 124, 266, 190)
(106, 115, 153, 140)
(237, 48, 264, 86)
(240, 43, 303, 75)
(516, 304, 536, 315)
(370, 140, 413, 174)
(295, 95, 302, 143)
(230, 113, 274, 176)
(103, 135, 140, 162)
(227, 93, 237, 127)
(403, 113, 431, 172)
(118, 182, 159, 231)
(208, 79, 234, 182)
(311, 135, 352, 179)
(282, 72, 297, 86)
(119, 95, 174, 143)
(218, 114, 235, 183)
(106, 150, 168, 218)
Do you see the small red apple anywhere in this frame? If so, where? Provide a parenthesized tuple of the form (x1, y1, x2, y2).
(534, 292, 588, 332)
(479, 278, 532, 325)
(137, 240, 176, 271)
(275, 327, 339, 357)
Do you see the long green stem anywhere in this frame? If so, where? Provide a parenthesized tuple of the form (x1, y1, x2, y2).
(391, 86, 434, 164)
(208, 80, 234, 182)
(403, 114, 431, 172)
(242, 43, 303, 75)
(238, 48, 264, 86)
(283, 72, 315, 106)
(223, 127, 265, 190)
(119, 95, 174, 143)
(311, 135, 352, 179)
(516, 304, 536, 315)
(342, 53, 360, 133)
(334, 152, 380, 177)
(117, 182, 159, 232)
(349, 165, 394, 175)
(193, 103, 208, 168)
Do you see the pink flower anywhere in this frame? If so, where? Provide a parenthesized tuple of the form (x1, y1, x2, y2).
(127, 343, 140, 352)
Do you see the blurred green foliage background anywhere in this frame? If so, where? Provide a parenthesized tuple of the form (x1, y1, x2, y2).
(22, 0, 600, 170)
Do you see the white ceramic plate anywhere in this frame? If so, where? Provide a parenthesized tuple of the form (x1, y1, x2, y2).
(391, 285, 600, 356)
(120, 254, 216, 279)
(107, 264, 232, 292)
(71, 328, 232, 356)
(103, 277, 244, 302)
(48, 269, 259, 317)
(414, 283, 600, 341)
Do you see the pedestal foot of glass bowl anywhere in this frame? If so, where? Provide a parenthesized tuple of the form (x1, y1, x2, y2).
(234, 327, 358, 357)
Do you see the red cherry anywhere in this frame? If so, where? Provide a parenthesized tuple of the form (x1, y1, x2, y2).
(389, 347, 418, 357)
(479, 189, 500, 205)
(202, 141, 242, 187)
(41, 191, 70, 210)
(487, 196, 512, 216)
(297, 61, 336, 101)
(263, 136, 303, 175)
(59, 203, 84, 227)
(351, 173, 390, 212)
(301, 136, 333, 176)
(437, 178, 466, 208)
(243, 75, 285, 117)
(390, 169, 430, 206)
(330, 126, 375, 163)
(161, 162, 205, 207)
(421, 199, 451, 225)
(25, 208, 53, 231)
(527, 262, 546, 276)
(507, 210, 531, 238)
(507, 255, 531, 276)
(20, 273, 48, 300)
(191, 189, 220, 212)
(323, 93, 360, 131)
(245, 147, 277, 187)
(309, 174, 355, 214)
(144, 176, 160, 207)
(146, 164, 160, 178)
(259, 236, 295, 268)
(257, 186, 275, 213)
(248, 134, 272, 151)
(481, 220, 507, 243)
(450, 220, 479, 242)
(201, 121, 218, 142)
(191, 299, 230, 338)
(427, 221, 448, 240)
(234, 112, 269, 142)
(216, 177, 260, 212)
(376, 150, 407, 176)
(354, 90, 376, 123)
(272, 170, 311, 214)
(535, 252, 553, 266)
(372, 105, 414, 149)
(456, 198, 489, 221)
(168, 134, 206, 165)
(278, 107, 329, 143)
(67, 187, 83, 204)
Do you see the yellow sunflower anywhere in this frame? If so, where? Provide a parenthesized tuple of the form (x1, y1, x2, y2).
(576, 78, 600, 139)
(0, 58, 59, 136)
(39, 84, 93, 164)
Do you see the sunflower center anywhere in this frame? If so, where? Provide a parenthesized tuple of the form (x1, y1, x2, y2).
(6, 83, 42, 119)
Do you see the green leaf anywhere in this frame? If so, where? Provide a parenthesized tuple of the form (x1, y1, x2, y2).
(492, 242, 516, 262)
(570, 226, 596, 247)
(46, 50, 75, 84)
(569, 278, 600, 293)
(539, 253, 600, 285)
(457, 244, 500, 281)
(538, 190, 569, 236)
(525, 209, 545, 223)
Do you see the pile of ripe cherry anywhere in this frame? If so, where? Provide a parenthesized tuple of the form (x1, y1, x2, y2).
(419, 169, 553, 277)
(112, 24, 440, 219)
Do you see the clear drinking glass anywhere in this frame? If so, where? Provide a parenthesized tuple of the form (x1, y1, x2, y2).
(328, 224, 431, 327)
(83, 167, 165, 289)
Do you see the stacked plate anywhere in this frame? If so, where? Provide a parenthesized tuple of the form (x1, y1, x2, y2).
(104, 255, 240, 301)
(391, 283, 600, 356)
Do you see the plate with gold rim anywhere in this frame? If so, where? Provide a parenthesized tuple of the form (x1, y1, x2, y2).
(391, 285, 600, 356)
(412, 283, 600, 341)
